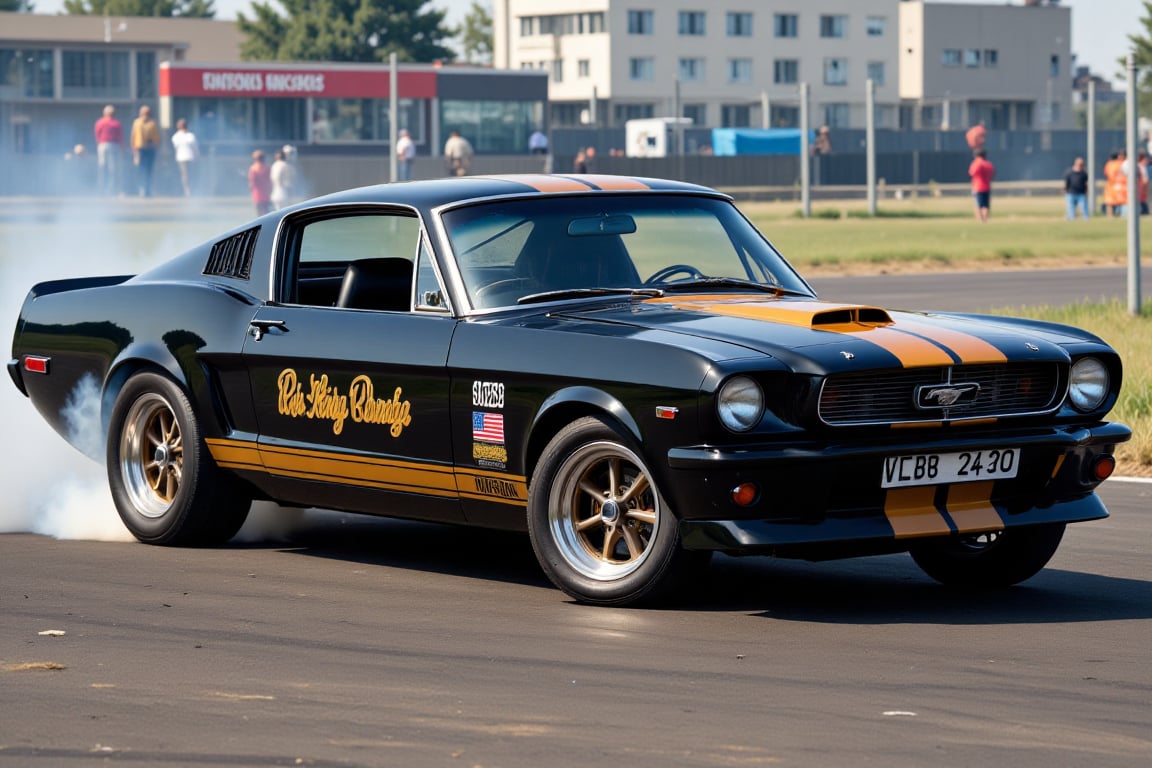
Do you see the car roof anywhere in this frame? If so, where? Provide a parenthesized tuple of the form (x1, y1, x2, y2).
(307, 174, 726, 212)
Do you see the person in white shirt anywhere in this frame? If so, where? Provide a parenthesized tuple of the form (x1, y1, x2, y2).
(395, 129, 415, 181)
(170, 118, 198, 197)
(443, 130, 474, 176)
(270, 149, 297, 210)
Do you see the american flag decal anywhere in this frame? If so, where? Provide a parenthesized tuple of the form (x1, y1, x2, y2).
(472, 412, 505, 444)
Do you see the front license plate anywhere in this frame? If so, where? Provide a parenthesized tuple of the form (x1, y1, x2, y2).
(881, 448, 1019, 489)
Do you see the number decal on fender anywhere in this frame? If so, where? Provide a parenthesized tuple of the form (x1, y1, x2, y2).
(472, 380, 505, 409)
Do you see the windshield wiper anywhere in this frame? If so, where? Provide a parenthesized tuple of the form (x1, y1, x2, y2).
(660, 277, 811, 297)
(518, 287, 665, 305)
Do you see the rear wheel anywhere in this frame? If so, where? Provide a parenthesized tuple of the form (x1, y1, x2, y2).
(528, 416, 709, 606)
(910, 524, 1066, 588)
(107, 372, 250, 546)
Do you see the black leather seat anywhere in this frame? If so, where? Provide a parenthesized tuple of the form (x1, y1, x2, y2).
(335, 258, 413, 311)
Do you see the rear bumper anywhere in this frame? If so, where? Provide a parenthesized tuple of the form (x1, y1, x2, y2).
(7, 358, 27, 397)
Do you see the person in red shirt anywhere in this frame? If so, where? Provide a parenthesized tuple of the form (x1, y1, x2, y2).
(968, 148, 995, 223)
(248, 150, 273, 216)
(93, 105, 123, 195)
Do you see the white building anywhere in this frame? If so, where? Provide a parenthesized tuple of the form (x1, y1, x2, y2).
(493, 0, 903, 130)
(493, 0, 1075, 132)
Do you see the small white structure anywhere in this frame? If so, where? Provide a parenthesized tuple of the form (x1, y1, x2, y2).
(625, 117, 693, 157)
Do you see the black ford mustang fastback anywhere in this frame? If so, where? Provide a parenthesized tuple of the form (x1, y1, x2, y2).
(8, 175, 1130, 605)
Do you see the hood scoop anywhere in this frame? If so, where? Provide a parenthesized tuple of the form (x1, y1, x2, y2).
(646, 296, 894, 330)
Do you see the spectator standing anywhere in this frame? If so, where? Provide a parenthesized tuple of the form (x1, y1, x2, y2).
(248, 150, 272, 216)
(443, 130, 474, 176)
(968, 148, 995, 223)
(270, 149, 297, 210)
(572, 148, 588, 173)
(1102, 151, 1122, 215)
(1063, 157, 1089, 220)
(811, 126, 832, 156)
(529, 128, 548, 155)
(170, 118, 198, 197)
(1139, 150, 1150, 215)
(395, 129, 415, 181)
(130, 105, 160, 197)
(1108, 150, 1129, 215)
(93, 105, 123, 195)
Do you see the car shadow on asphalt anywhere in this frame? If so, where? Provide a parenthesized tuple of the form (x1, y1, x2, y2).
(225, 507, 1150, 624)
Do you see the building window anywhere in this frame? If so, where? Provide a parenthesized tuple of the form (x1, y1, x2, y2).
(628, 10, 653, 35)
(825, 103, 850, 128)
(984, 49, 999, 67)
(615, 103, 655, 123)
(823, 58, 848, 86)
(679, 58, 706, 82)
(728, 58, 752, 84)
(727, 12, 753, 37)
(942, 49, 962, 68)
(679, 11, 706, 36)
(773, 59, 798, 85)
(721, 104, 751, 128)
(820, 15, 846, 39)
(0, 48, 55, 98)
(577, 59, 590, 78)
(771, 105, 799, 128)
(136, 51, 157, 99)
(1050, 54, 1060, 77)
(62, 50, 131, 99)
(520, 17, 534, 36)
(551, 59, 564, 83)
(867, 61, 885, 86)
(682, 103, 707, 126)
(866, 16, 886, 37)
(965, 49, 981, 68)
(774, 14, 798, 38)
(629, 57, 654, 81)
(585, 12, 606, 33)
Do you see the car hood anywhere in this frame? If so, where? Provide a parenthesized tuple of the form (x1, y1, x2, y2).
(549, 295, 1079, 373)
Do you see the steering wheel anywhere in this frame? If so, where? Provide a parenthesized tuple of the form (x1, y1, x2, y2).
(473, 277, 541, 307)
(644, 264, 704, 285)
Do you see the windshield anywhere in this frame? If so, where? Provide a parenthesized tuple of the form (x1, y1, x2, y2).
(441, 194, 812, 310)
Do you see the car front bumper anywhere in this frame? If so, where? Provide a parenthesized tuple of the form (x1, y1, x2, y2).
(667, 421, 1131, 557)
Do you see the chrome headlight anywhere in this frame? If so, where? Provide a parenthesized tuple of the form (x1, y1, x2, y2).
(1068, 357, 1109, 412)
(717, 375, 764, 432)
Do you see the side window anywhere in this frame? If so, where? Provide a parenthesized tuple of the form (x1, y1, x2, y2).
(290, 212, 420, 310)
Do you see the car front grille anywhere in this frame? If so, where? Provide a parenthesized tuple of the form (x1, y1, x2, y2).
(818, 362, 1064, 426)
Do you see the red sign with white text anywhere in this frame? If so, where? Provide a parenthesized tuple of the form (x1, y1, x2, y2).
(160, 66, 438, 99)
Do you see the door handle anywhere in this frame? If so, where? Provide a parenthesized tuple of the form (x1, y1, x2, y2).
(250, 319, 287, 341)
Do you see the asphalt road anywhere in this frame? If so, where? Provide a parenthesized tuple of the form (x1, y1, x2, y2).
(1, 480, 1149, 768)
(808, 265, 1152, 313)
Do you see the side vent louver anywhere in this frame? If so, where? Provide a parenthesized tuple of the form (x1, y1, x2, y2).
(204, 226, 259, 280)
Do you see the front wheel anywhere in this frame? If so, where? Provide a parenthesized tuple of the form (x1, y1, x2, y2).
(910, 524, 1066, 588)
(107, 372, 250, 546)
(528, 416, 709, 606)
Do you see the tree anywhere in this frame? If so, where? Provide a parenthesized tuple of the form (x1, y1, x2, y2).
(62, 0, 214, 17)
(1126, 0, 1152, 115)
(238, 0, 457, 64)
(458, 1, 492, 65)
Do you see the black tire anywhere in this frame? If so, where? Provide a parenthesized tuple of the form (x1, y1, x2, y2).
(910, 524, 1066, 588)
(527, 416, 709, 606)
(107, 372, 250, 546)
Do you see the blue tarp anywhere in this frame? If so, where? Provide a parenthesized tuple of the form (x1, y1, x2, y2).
(711, 128, 813, 156)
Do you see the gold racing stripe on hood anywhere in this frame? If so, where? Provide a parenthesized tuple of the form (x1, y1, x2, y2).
(893, 318, 1008, 364)
(883, 486, 952, 538)
(646, 296, 955, 367)
(944, 481, 1003, 534)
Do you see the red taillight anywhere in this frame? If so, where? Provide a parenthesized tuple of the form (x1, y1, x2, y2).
(23, 356, 49, 375)
(1092, 455, 1116, 481)
(731, 482, 760, 507)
